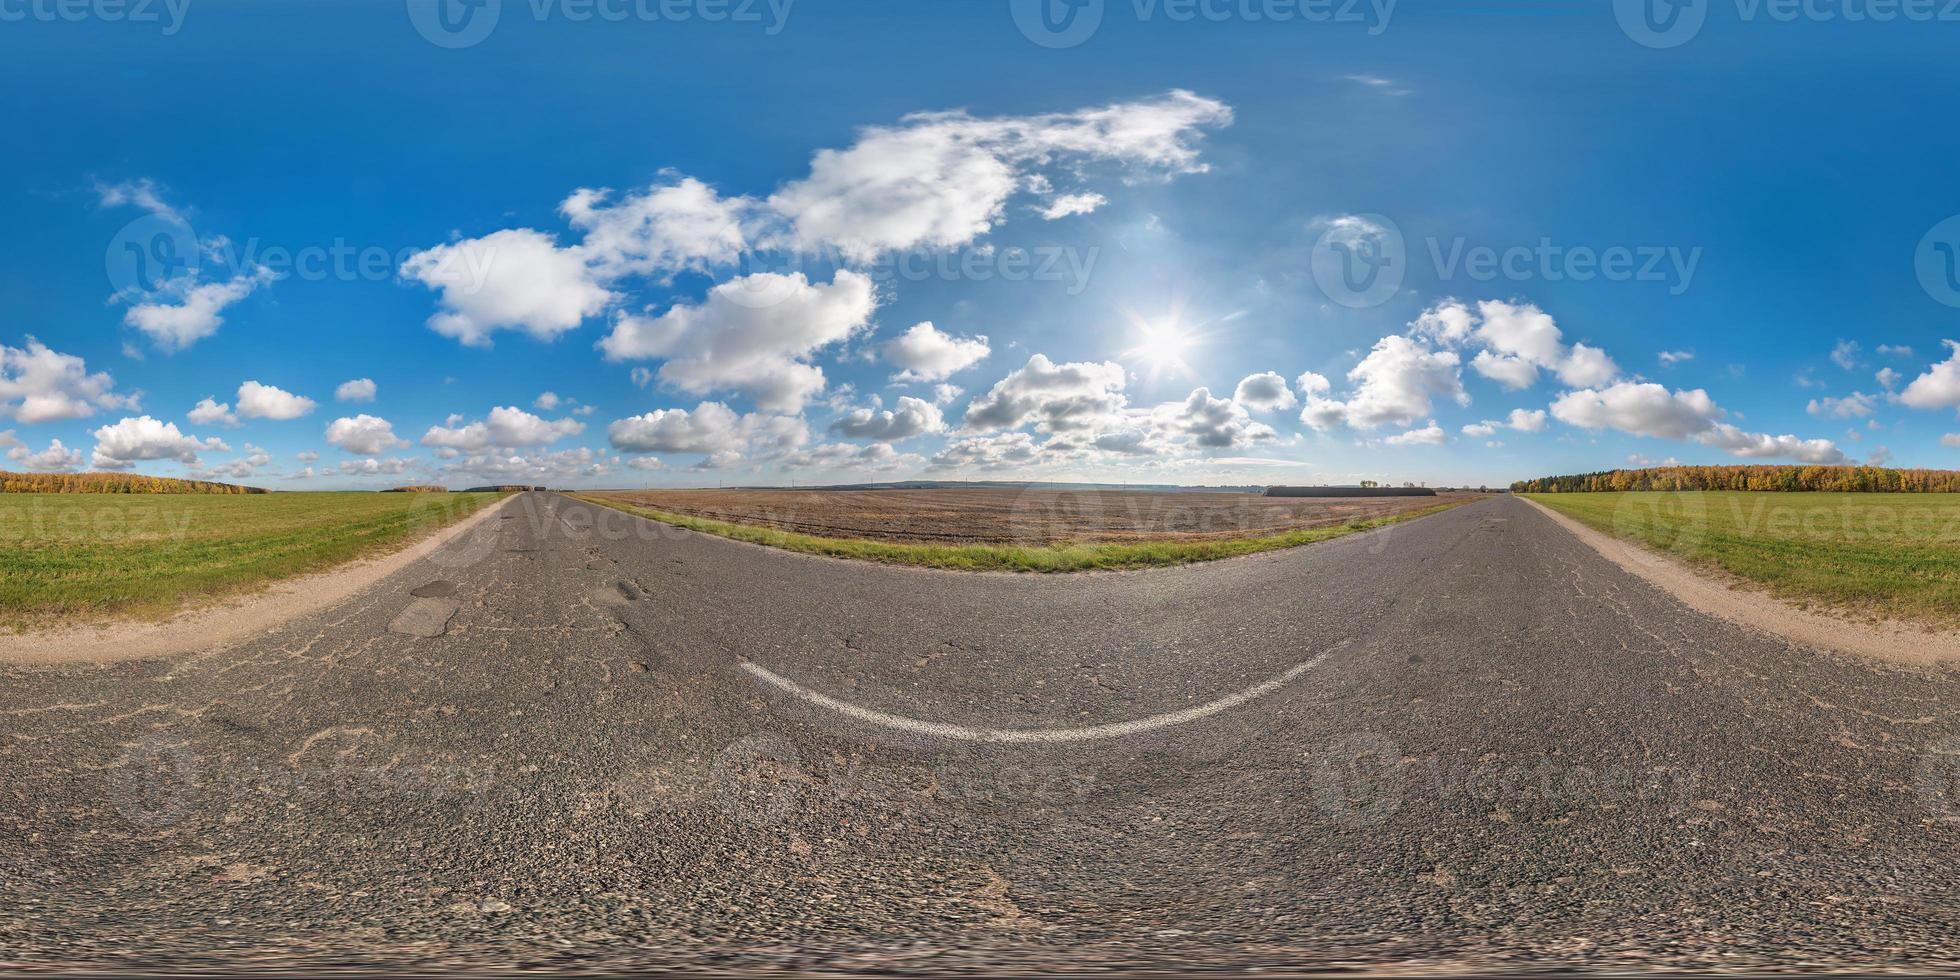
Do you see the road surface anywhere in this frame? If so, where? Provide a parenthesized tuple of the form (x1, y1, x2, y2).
(6, 492, 1960, 973)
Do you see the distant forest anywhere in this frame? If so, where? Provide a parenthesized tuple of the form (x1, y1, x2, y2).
(1513, 465, 1960, 494)
(0, 472, 267, 494)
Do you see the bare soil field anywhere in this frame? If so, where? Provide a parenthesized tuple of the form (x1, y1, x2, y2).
(589, 487, 1476, 546)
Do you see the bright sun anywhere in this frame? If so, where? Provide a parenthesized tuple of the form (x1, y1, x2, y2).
(1125, 318, 1197, 376)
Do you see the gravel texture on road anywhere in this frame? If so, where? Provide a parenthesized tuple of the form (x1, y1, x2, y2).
(6, 493, 1960, 973)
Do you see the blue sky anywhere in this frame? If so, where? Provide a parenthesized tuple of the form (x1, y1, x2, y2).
(4, 0, 1960, 489)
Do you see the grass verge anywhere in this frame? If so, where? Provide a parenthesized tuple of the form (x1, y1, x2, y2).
(572, 493, 1470, 573)
(1526, 491, 1960, 627)
(0, 492, 506, 628)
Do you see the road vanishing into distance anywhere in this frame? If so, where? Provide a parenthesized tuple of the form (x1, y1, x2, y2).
(7, 492, 1960, 973)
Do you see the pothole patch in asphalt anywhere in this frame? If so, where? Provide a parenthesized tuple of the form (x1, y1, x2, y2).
(586, 559, 615, 571)
(410, 580, 457, 598)
(389, 598, 461, 637)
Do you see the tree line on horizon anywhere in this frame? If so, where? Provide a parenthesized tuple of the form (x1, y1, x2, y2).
(0, 471, 268, 494)
(1512, 465, 1960, 494)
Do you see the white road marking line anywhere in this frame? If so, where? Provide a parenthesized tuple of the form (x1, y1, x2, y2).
(738, 653, 1331, 743)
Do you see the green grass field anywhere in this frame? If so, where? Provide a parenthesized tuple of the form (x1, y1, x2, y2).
(1527, 491, 1960, 626)
(0, 492, 504, 628)
(572, 493, 1470, 573)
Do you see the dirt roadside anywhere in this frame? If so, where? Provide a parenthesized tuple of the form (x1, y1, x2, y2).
(1523, 496, 1960, 667)
(0, 492, 518, 668)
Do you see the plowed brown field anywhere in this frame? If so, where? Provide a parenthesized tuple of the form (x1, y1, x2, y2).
(588, 487, 1474, 546)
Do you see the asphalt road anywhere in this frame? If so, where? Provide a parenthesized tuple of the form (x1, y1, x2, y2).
(7, 491, 1960, 974)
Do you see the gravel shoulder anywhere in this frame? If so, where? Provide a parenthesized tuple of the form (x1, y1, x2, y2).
(1522, 495, 1960, 666)
(0, 493, 517, 667)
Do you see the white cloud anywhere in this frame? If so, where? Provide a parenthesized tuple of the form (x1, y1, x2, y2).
(441, 447, 612, 483)
(235, 380, 316, 420)
(0, 340, 139, 423)
(769, 90, 1231, 260)
(1233, 371, 1297, 412)
(338, 457, 418, 477)
(1553, 381, 1846, 464)
(1385, 420, 1445, 446)
(781, 441, 923, 472)
(1628, 453, 1682, 467)
(422, 406, 585, 455)
(325, 414, 410, 456)
(534, 391, 562, 410)
(188, 397, 238, 427)
(123, 267, 276, 352)
(89, 416, 229, 469)
(930, 431, 1044, 470)
(932, 383, 964, 405)
(7, 437, 84, 472)
(296, 451, 320, 462)
(600, 270, 876, 412)
(1899, 340, 1960, 412)
(1551, 382, 1722, 440)
(559, 176, 753, 279)
(399, 228, 615, 346)
(1409, 303, 1476, 346)
(1877, 367, 1902, 391)
(883, 321, 991, 382)
(1806, 392, 1877, 419)
(1878, 344, 1915, 358)
(1461, 408, 1545, 438)
(95, 178, 186, 225)
(606, 401, 809, 461)
(1446, 300, 1619, 390)
(1159, 387, 1276, 449)
(188, 443, 274, 482)
(1831, 340, 1862, 371)
(961, 353, 1129, 433)
(1038, 193, 1107, 220)
(830, 395, 946, 442)
(335, 378, 377, 402)
(1701, 423, 1847, 464)
(1299, 334, 1465, 430)
(1658, 350, 1694, 366)
(1943, 433, 1960, 448)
